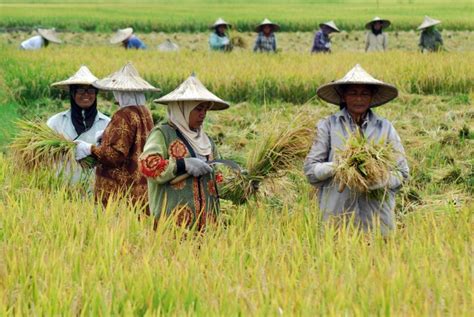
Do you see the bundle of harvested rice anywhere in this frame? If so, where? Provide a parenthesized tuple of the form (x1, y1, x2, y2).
(333, 129, 397, 194)
(219, 113, 312, 204)
(9, 120, 95, 169)
(230, 34, 247, 49)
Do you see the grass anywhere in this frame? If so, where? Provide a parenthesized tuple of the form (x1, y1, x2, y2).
(1, 0, 473, 32)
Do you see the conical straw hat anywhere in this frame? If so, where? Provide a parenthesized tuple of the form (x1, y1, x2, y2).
(51, 65, 98, 91)
(319, 21, 340, 33)
(110, 27, 133, 44)
(37, 28, 62, 43)
(255, 18, 280, 32)
(417, 16, 441, 30)
(157, 39, 180, 52)
(93, 62, 160, 92)
(154, 74, 229, 111)
(316, 64, 398, 108)
(365, 17, 391, 30)
(210, 18, 231, 29)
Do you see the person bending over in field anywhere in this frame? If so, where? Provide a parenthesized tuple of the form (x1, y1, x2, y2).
(74, 62, 159, 208)
(365, 17, 390, 52)
(48, 66, 110, 185)
(418, 16, 444, 53)
(110, 27, 147, 50)
(209, 18, 233, 52)
(139, 74, 229, 230)
(253, 18, 279, 53)
(311, 21, 340, 53)
(304, 64, 409, 236)
(20, 28, 62, 50)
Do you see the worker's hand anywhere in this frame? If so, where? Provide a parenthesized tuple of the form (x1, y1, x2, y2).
(369, 171, 403, 191)
(95, 130, 105, 144)
(312, 162, 336, 181)
(184, 158, 212, 177)
(74, 140, 93, 161)
(324, 42, 331, 49)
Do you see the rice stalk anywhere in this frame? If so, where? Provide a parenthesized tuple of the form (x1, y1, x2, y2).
(333, 128, 397, 194)
(9, 119, 95, 169)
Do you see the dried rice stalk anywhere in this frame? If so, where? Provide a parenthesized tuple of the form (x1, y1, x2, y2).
(334, 129, 397, 193)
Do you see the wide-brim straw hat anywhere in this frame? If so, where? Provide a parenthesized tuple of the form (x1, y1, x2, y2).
(154, 74, 230, 111)
(157, 39, 180, 52)
(417, 16, 441, 30)
(255, 18, 280, 32)
(110, 27, 133, 44)
(37, 28, 62, 44)
(210, 18, 231, 29)
(93, 62, 161, 92)
(319, 21, 340, 33)
(365, 17, 391, 30)
(316, 64, 398, 108)
(51, 65, 98, 91)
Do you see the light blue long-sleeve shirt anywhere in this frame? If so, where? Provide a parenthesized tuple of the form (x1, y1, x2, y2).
(209, 32, 230, 51)
(303, 108, 409, 235)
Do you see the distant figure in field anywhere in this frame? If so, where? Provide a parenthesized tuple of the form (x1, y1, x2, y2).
(365, 17, 390, 52)
(110, 27, 147, 50)
(157, 39, 180, 52)
(418, 16, 443, 53)
(20, 28, 62, 50)
(253, 18, 280, 53)
(209, 18, 232, 52)
(311, 21, 340, 53)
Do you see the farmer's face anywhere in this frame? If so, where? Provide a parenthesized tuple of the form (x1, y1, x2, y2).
(188, 103, 210, 130)
(373, 22, 383, 31)
(262, 25, 272, 35)
(73, 85, 97, 109)
(217, 25, 227, 34)
(342, 85, 373, 117)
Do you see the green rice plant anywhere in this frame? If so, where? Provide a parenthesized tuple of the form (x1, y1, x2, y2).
(334, 129, 397, 194)
(9, 119, 95, 169)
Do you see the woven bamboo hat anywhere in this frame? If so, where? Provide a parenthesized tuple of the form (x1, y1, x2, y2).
(110, 27, 133, 44)
(37, 28, 62, 43)
(255, 18, 280, 32)
(319, 21, 340, 33)
(316, 64, 398, 108)
(154, 74, 229, 111)
(157, 39, 180, 52)
(93, 62, 160, 92)
(417, 16, 441, 30)
(51, 66, 98, 91)
(365, 17, 391, 30)
(210, 18, 231, 29)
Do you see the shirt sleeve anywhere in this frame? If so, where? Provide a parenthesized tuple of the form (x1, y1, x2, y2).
(387, 122, 409, 184)
(91, 111, 135, 167)
(383, 33, 388, 50)
(365, 32, 370, 52)
(138, 128, 180, 184)
(303, 119, 332, 184)
(253, 34, 260, 52)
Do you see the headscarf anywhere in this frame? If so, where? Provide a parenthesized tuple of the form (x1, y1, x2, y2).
(113, 91, 146, 108)
(167, 101, 212, 156)
(69, 85, 98, 136)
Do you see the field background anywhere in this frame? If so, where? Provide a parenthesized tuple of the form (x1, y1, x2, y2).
(0, 0, 473, 316)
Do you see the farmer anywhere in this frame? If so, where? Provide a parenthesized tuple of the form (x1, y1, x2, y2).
(253, 18, 279, 53)
(304, 64, 409, 236)
(311, 21, 340, 53)
(48, 66, 110, 184)
(365, 17, 390, 52)
(209, 18, 232, 51)
(418, 16, 444, 52)
(20, 28, 62, 50)
(74, 62, 159, 207)
(139, 74, 229, 230)
(110, 27, 147, 50)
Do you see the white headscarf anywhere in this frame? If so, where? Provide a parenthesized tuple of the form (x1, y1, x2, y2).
(167, 101, 212, 156)
(113, 91, 146, 108)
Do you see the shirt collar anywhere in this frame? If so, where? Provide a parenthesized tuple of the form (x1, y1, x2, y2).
(336, 107, 381, 125)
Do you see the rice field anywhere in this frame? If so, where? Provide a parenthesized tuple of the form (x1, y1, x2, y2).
(0, 0, 473, 315)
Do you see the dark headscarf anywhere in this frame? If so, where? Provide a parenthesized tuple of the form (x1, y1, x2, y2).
(69, 85, 98, 136)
